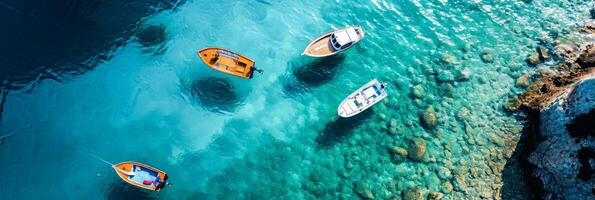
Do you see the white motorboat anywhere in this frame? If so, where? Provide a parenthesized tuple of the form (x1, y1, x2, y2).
(302, 26, 365, 57)
(337, 79, 387, 118)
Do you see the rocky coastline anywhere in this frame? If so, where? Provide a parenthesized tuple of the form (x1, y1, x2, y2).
(510, 19, 595, 199)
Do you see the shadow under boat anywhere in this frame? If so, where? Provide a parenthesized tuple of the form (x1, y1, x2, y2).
(315, 108, 373, 148)
(105, 180, 158, 200)
(283, 54, 345, 96)
(188, 77, 244, 114)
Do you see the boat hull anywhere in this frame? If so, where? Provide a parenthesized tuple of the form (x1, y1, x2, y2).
(337, 79, 387, 118)
(302, 26, 364, 57)
(198, 47, 256, 79)
(113, 161, 168, 191)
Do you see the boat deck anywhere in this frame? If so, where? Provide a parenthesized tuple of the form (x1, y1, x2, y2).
(305, 35, 335, 56)
(129, 165, 159, 186)
(198, 48, 255, 79)
(338, 80, 387, 117)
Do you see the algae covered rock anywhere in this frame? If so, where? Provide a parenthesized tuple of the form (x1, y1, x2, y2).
(387, 119, 402, 135)
(456, 107, 470, 121)
(439, 53, 459, 66)
(436, 166, 452, 179)
(515, 73, 532, 88)
(402, 187, 425, 200)
(442, 181, 453, 194)
(354, 180, 375, 199)
(421, 106, 437, 128)
(538, 46, 550, 61)
(456, 68, 472, 81)
(436, 71, 455, 82)
(390, 146, 408, 157)
(453, 175, 467, 192)
(480, 50, 495, 63)
(412, 85, 425, 99)
(428, 192, 444, 200)
(526, 52, 540, 65)
(408, 137, 427, 161)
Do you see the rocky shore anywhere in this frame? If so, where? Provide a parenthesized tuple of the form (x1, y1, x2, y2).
(511, 19, 595, 199)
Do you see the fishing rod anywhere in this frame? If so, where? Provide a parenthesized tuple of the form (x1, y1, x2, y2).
(91, 154, 136, 176)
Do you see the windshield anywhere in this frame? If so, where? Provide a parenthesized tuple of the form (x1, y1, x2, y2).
(330, 34, 341, 49)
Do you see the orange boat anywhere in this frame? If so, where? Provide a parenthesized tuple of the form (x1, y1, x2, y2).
(197, 47, 262, 79)
(113, 161, 169, 191)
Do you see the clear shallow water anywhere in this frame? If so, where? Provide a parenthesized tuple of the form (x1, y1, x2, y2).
(0, 0, 592, 199)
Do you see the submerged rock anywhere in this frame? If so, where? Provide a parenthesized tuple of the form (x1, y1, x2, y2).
(440, 83, 455, 97)
(526, 52, 540, 65)
(515, 73, 532, 88)
(412, 85, 425, 99)
(354, 180, 375, 199)
(408, 137, 427, 161)
(456, 107, 469, 121)
(439, 53, 459, 66)
(402, 187, 425, 200)
(390, 146, 408, 157)
(442, 181, 453, 194)
(453, 175, 467, 192)
(456, 68, 472, 81)
(421, 106, 437, 128)
(480, 188, 493, 199)
(436, 71, 455, 82)
(538, 46, 551, 61)
(480, 50, 495, 63)
(436, 166, 452, 179)
(428, 192, 444, 200)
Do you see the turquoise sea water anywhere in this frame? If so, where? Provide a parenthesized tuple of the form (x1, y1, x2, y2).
(0, 0, 593, 199)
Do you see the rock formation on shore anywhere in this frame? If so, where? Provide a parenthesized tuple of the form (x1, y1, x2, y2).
(513, 20, 594, 199)
(527, 77, 594, 199)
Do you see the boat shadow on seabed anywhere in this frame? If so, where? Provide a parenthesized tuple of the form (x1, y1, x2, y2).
(106, 181, 158, 200)
(283, 54, 346, 96)
(315, 108, 373, 148)
(188, 77, 244, 114)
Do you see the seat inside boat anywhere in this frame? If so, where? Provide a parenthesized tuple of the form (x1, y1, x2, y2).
(209, 56, 218, 65)
(215, 55, 237, 70)
(129, 166, 158, 186)
(236, 62, 246, 73)
(362, 85, 381, 100)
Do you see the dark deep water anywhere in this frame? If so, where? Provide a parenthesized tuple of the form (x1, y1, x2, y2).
(0, 0, 184, 90)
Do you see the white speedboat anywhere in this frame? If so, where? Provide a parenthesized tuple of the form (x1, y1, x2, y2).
(337, 79, 387, 118)
(302, 26, 365, 57)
